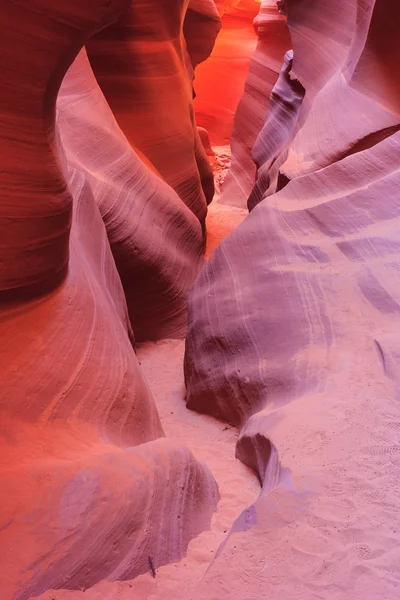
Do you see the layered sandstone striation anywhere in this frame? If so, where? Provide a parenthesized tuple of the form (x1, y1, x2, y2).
(0, 2, 219, 599)
(86, 0, 217, 225)
(218, 0, 291, 206)
(185, 0, 400, 597)
(57, 49, 204, 341)
(247, 48, 304, 210)
(2, 0, 400, 599)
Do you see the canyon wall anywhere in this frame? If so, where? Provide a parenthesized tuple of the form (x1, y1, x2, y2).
(185, 0, 400, 597)
(218, 0, 291, 205)
(57, 49, 204, 341)
(193, 0, 263, 145)
(86, 0, 217, 224)
(1, 0, 400, 598)
(0, 2, 219, 599)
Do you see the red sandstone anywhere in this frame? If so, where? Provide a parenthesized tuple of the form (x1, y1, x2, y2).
(0, 1, 399, 599)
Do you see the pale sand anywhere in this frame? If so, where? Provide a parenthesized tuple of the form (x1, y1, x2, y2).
(209, 145, 232, 204)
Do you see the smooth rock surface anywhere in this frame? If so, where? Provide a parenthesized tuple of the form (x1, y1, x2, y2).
(27, 199, 253, 600)
(193, 0, 262, 145)
(247, 49, 304, 210)
(0, 2, 219, 599)
(185, 0, 400, 597)
(2, 0, 400, 599)
(58, 49, 204, 341)
(185, 0, 222, 72)
(87, 0, 216, 224)
(218, 0, 291, 206)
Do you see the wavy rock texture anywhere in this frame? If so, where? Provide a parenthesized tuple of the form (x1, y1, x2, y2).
(282, 0, 400, 181)
(86, 0, 217, 225)
(0, 2, 218, 599)
(218, 0, 291, 206)
(3, 0, 400, 599)
(57, 49, 204, 341)
(185, 0, 400, 597)
(247, 48, 304, 210)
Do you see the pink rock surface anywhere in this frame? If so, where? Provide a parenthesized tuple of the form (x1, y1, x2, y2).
(86, 0, 216, 225)
(185, 0, 400, 597)
(218, 0, 291, 206)
(57, 49, 204, 341)
(282, 0, 400, 181)
(2, 0, 400, 599)
(197, 126, 216, 156)
(26, 196, 254, 600)
(247, 49, 304, 210)
(0, 2, 218, 599)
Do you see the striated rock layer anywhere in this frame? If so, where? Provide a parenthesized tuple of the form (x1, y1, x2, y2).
(218, 0, 291, 206)
(2, 0, 400, 598)
(185, 0, 400, 597)
(0, 2, 219, 599)
(57, 49, 204, 342)
(246, 48, 304, 210)
(184, 0, 222, 71)
(86, 0, 217, 226)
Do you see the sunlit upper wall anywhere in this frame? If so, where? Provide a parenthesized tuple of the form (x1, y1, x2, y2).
(193, 0, 261, 146)
(215, 0, 262, 14)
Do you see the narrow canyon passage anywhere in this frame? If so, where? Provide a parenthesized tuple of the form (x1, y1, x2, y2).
(193, 6, 259, 145)
(2, 1, 400, 600)
(32, 185, 254, 600)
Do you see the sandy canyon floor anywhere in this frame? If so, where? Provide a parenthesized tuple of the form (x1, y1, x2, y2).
(27, 145, 400, 600)
(32, 176, 259, 600)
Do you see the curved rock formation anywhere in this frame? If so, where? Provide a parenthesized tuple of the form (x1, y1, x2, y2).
(197, 126, 216, 156)
(0, 3, 218, 599)
(186, 0, 400, 424)
(193, 0, 262, 146)
(185, 0, 222, 71)
(247, 48, 304, 210)
(86, 0, 216, 225)
(57, 49, 204, 341)
(185, 0, 400, 597)
(282, 0, 400, 181)
(2, 0, 400, 598)
(218, 0, 291, 206)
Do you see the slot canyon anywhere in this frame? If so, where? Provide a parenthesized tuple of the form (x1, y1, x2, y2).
(0, 0, 400, 598)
